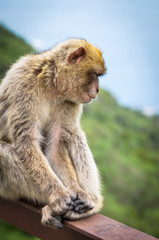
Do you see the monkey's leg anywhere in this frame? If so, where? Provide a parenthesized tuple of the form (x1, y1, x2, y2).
(0, 141, 42, 201)
(0, 141, 64, 229)
(64, 129, 103, 220)
(12, 123, 74, 213)
(45, 139, 94, 214)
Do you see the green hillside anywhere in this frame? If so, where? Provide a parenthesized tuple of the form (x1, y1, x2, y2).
(0, 25, 159, 239)
(0, 24, 38, 240)
(0, 24, 34, 80)
(82, 90, 159, 237)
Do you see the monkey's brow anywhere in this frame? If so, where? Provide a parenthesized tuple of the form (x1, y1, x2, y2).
(96, 72, 104, 77)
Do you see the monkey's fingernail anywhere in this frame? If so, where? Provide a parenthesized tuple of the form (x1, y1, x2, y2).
(71, 195, 77, 201)
(68, 204, 74, 210)
(78, 209, 86, 214)
(73, 202, 77, 207)
(74, 199, 83, 205)
(90, 203, 95, 209)
(54, 215, 62, 222)
(69, 200, 74, 206)
(57, 223, 63, 229)
(89, 205, 94, 210)
(75, 206, 80, 212)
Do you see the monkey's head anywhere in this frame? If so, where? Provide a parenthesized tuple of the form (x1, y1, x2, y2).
(47, 39, 106, 104)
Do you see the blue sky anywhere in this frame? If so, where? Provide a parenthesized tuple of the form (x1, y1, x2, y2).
(0, 0, 159, 115)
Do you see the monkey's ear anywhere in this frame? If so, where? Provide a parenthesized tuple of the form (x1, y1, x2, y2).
(68, 47, 86, 64)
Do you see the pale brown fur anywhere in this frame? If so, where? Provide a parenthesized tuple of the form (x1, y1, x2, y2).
(0, 38, 106, 229)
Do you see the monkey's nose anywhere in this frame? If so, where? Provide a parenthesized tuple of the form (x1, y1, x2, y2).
(96, 88, 99, 93)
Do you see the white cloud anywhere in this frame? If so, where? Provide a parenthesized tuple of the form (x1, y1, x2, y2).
(142, 106, 158, 117)
(31, 38, 44, 50)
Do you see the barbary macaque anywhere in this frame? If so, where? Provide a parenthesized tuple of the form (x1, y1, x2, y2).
(0, 39, 106, 229)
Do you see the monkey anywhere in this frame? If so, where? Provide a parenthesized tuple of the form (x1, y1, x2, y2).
(0, 38, 106, 229)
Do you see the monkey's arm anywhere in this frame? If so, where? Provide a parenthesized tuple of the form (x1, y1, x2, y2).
(69, 128, 103, 207)
(13, 127, 73, 215)
(45, 136, 94, 214)
(9, 98, 73, 216)
(62, 128, 103, 220)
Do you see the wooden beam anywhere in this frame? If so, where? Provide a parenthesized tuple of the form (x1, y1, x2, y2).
(0, 197, 157, 240)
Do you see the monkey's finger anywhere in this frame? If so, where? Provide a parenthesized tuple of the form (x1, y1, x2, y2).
(75, 203, 89, 212)
(68, 200, 75, 206)
(53, 215, 62, 222)
(78, 204, 94, 214)
(62, 196, 73, 207)
(74, 204, 84, 212)
(41, 214, 63, 230)
(52, 198, 71, 215)
(51, 220, 63, 230)
(67, 204, 74, 210)
(70, 195, 77, 202)
(78, 209, 89, 214)
(75, 200, 95, 213)
(73, 199, 84, 207)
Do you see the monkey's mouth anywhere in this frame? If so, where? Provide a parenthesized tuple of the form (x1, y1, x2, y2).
(82, 96, 93, 104)
(81, 92, 97, 104)
(82, 100, 91, 104)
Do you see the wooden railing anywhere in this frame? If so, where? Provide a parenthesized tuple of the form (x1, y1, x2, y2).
(0, 197, 158, 240)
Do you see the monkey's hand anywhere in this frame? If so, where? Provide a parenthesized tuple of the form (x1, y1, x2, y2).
(69, 188, 95, 214)
(48, 189, 74, 216)
(64, 193, 103, 221)
(42, 205, 63, 229)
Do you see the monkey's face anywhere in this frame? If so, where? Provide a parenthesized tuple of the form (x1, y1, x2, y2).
(59, 44, 106, 104)
(80, 71, 101, 103)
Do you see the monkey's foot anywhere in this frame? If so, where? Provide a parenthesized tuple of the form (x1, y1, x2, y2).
(63, 208, 95, 220)
(41, 205, 63, 229)
(64, 194, 103, 220)
(70, 189, 95, 214)
(49, 190, 74, 215)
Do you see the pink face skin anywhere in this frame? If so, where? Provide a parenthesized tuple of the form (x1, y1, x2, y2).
(81, 78, 99, 103)
(67, 46, 105, 104)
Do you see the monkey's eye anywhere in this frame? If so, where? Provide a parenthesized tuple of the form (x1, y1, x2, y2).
(95, 72, 102, 77)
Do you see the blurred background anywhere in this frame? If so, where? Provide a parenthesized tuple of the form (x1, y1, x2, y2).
(0, 0, 159, 239)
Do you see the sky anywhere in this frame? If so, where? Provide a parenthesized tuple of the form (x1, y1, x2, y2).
(0, 0, 159, 115)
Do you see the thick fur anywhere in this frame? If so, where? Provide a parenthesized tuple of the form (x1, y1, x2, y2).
(0, 39, 106, 229)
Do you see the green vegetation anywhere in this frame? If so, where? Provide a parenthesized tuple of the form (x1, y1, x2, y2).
(82, 90, 159, 238)
(0, 24, 34, 80)
(0, 25, 159, 238)
(0, 220, 38, 240)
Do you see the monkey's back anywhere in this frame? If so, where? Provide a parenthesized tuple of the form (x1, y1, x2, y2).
(0, 55, 33, 142)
